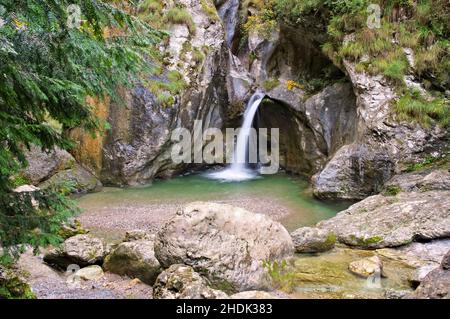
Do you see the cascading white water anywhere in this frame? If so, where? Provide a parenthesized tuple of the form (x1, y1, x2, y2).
(207, 92, 265, 182)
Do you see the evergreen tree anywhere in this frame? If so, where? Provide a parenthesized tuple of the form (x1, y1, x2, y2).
(0, 0, 162, 259)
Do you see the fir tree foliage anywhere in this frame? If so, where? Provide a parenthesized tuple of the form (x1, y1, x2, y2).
(0, 0, 162, 258)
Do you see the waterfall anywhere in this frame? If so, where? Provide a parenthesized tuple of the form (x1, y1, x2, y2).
(208, 92, 265, 182)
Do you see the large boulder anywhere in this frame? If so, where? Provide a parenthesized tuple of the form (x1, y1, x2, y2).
(318, 190, 450, 248)
(21, 145, 75, 184)
(312, 143, 395, 200)
(154, 202, 294, 292)
(410, 250, 450, 299)
(103, 240, 162, 285)
(290, 227, 336, 253)
(39, 164, 102, 193)
(153, 264, 228, 299)
(43, 234, 108, 269)
(410, 267, 450, 299)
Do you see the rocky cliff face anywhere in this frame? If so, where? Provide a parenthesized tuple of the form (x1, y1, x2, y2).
(70, 0, 229, 186)
(312, 59, 449, 199)
(66, 0, 448, 199)
(221, 1, 448, 199)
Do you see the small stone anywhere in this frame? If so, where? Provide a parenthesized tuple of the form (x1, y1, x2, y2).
(74, 265, 104, 281)
(153, 264, 228, 299)
(441, 250, 450, 270)
(123, 230, 154, 242)
(384, 289, 410, 299)
(129, 278, 143, 287)
(13, 185, 40, 192)
(349, 256, 383, 278)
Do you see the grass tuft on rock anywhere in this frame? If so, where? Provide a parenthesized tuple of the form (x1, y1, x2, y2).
(394, 89, 449, 127)
(164, 7, 196, 34)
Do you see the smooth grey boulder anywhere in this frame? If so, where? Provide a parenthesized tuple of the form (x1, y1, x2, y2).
(410, 268, 450, 299)
(21, 145, 75, 184)
(43, 234, 107, 269)
(39, 164, 102, 193)
(153, 264, 228, 299)
(154, 202, 294, 292)
(312, 143, 395, 200)
(318, 191, 450, 248)
(103, 240, 161, 285)
(290, 227, 336, 253)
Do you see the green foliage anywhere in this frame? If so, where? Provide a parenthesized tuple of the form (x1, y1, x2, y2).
(406, 154, 449, 172)
(0, 266, 36, 299)
(262, 78, 280, 91)
(263, 259, 295, 292)
(147, 69, 186, 107)
(248, 0, 450, 128)
(0, 0, 162, 192)
(394, 89, 449, 127)
(156, 93, 175, 108)
(9, 174, 30, 189)
(192, 47, 205, 65)
(164, 7, 196, 34)
(349, 234, 383, 246)
(200, 0, 219, 21)
(384, 185, 401, 196)
(0, 183, 80, 261)
(0, 0, 162, 261)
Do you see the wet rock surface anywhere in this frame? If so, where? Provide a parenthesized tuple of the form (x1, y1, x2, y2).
(348, 256, 383, 278)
